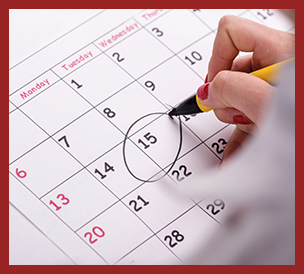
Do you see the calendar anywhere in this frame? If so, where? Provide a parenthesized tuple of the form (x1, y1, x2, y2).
(9, 9, 295, 265)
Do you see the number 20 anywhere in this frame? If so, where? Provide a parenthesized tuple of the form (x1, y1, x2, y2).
(84, 226, 105, 244)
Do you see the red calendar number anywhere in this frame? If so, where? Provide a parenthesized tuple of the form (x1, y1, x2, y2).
(49, 194, 70, 211)
(84, 226, 105, 244)
(16, 168, 27, 178)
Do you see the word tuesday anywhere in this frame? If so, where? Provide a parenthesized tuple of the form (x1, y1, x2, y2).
(61, 51, 93, 71)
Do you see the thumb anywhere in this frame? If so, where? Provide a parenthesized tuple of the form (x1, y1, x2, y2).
(197, 70, 276, 125)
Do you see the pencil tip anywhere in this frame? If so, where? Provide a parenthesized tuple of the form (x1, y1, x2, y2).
(168, 108, 177, 119)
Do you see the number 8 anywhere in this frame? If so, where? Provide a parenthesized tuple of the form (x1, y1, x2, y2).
(103, 108, 116, 118)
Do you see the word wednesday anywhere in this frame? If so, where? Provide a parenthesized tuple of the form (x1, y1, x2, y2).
(98, 23, 139, 48)
(20, 79, 50, 100)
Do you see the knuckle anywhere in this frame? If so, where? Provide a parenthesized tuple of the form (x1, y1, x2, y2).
(212, 70, 230, 95)
(218, 15, 238, 29)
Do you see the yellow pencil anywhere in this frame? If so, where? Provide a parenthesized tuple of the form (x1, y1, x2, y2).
(169, 57, 295, 117)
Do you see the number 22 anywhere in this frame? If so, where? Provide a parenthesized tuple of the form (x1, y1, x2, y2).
(171, 165, 192, 182)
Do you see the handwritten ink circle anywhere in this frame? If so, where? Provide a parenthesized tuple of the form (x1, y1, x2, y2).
(122, 112, 182, 183)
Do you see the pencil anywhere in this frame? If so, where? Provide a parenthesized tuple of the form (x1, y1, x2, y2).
(168, 57, 295, 117)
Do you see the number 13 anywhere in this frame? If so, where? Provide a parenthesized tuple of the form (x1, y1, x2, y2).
(49, 194, 70, 211)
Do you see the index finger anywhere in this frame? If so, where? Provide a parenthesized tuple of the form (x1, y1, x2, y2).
(208, 15, 295, 81)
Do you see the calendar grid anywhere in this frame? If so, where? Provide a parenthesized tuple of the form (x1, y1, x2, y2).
(11, 161, 217, 265)
(197, 203, 222, 225)
(9, 7, 233, 168)
(9, 20, 223, 165)
(9, 10, 108, 72)
(9, 110, 225, 265)
(10, 9, 294, 264)
(9, 10, 160, 96)
(188, 9, 217, 33)
(9, 201, 78, 264)
(9, 172, 109, 264)
(18, 73, 209, 266)
(114, 203, 201, 264)
(9, 8, 234, 264)
(9, 9, 237, 264)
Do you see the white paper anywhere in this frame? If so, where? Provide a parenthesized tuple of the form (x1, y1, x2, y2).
(9, 9, 295, 265)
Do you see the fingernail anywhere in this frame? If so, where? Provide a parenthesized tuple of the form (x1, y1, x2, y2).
(219, 158, 224, 169)
(204, 73, 208, 83)
(197, 83, 210, 100)
(232, 115, 251, 124)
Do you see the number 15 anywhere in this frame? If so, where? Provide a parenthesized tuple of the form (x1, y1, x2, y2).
(138, 132, 157, 149)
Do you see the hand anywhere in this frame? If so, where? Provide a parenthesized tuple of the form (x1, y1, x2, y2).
(197, 15, 295, 166)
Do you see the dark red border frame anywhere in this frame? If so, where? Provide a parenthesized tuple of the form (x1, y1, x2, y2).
(6, 2, 301, 273)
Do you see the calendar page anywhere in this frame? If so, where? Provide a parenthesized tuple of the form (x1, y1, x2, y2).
(9, 9, 295, 265)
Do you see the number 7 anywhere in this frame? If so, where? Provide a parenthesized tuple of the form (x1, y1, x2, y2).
(58, 135, 70, 147)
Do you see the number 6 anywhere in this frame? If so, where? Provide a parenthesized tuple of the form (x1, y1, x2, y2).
(16, 168, 27, 178)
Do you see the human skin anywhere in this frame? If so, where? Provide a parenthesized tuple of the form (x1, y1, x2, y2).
(197, 15, 295, 165)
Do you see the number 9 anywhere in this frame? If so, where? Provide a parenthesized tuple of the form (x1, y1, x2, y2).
(144, 81, 155, 91)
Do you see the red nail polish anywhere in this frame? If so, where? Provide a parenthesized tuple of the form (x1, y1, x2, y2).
(204, 73, 209, 83)
(197, 83, 210, 100)
(232, 115, 250, 124)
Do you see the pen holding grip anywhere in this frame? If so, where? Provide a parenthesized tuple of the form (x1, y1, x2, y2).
(169, 58, 294, 117)
(250, 57, 294, 84)
(195, 94, 213, 112)
(197, 57, 295, 113)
